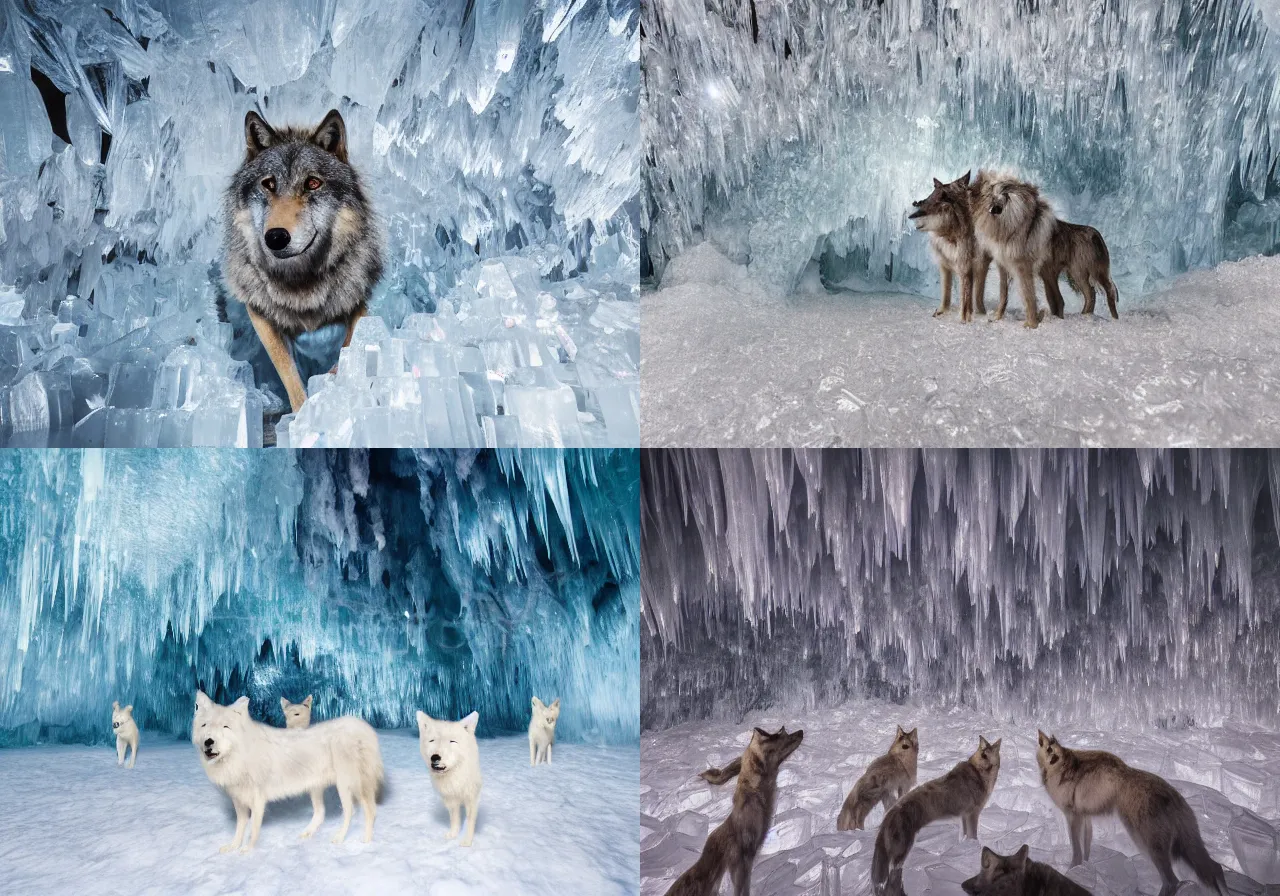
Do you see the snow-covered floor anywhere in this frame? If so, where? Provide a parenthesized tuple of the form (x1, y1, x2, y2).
(0, 731, 639, 895)
(640, 700, 1280, 895)
(641, 244, 1280, 446)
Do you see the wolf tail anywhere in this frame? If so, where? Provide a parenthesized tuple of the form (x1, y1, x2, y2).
(1103, 277, 1119, 319)
(1173, 827, 1227, 896)
(699, 757, 741, 786)
(836, 786, 870, 831)
(362, 731, 386, 800)
(871, 824, 891, 891)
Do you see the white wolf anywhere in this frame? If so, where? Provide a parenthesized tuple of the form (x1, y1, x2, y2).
(192, 690, 383, 853)
(280, 695, 313, 728)
(417, 710, 482, 847)
(529, 696, 561, 766)
(111, 701, 139, 768)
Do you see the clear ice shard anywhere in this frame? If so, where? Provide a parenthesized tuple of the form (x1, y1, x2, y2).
(0, 0, 639, 446)
(0, 448, 640, 746)
(641, 449, 1280, 733)
(642, 0, 1280, 293)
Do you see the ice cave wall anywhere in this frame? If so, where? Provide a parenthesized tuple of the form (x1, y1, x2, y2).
(0, 0, 639, 445)
(641, 449, 1280, 731)
(642, 0, 1280, 293)
(0, 448, 640, 746)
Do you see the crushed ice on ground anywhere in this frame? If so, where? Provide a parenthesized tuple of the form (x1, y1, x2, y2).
(0, 0, 639, 447)
(640, 701, 1279, 895)
(0, 732, 639, 895)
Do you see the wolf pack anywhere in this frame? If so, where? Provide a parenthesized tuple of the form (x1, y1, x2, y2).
(108, 692, 561, 852)
(664, 726, 1230, 896)
(909, 170, 1120, 327)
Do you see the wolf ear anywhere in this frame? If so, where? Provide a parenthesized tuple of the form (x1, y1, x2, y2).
(990, 738, 1002, 753)
(532, 696, 544, 708)
(1014, 844, 1030, 867)
(958, 170, 972, 186)
(907, 727, 917, 738)
(113, 700, 120, 711)
(124, 705, 132, 714)
(933, 177, 944, 189)
(311, 109, 348, 162)
(231, 696, 250, 716)
(244, 111, 276, 160)
(978, 735, 992, 750)
(460, 711, 479, 733)
(1037, 729, 1050, 746)
(981, 847, 996, 869)
(195, 690, 211, 710)
(415, 710, 429, 727)
(280, 697, 289, 710)
(550, 698, 559, 708)
(303, 695, 313, 708)
(895, 724, 904, 737)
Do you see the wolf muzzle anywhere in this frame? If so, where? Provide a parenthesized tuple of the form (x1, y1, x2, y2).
(907, 207, 924, 220)
(429, 753, 446, 772)
(265, 228, 291, 251)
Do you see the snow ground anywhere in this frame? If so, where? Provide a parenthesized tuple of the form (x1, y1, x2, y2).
(0, 731, 639, 895)
(640, 244, 1280, 446)
(640, 700, 1280, 895)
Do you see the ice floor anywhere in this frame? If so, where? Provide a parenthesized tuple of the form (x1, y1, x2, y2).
(640, 700, 1280, 895)
(0, 731, 639, 895)
(640, 244, 1280, 446)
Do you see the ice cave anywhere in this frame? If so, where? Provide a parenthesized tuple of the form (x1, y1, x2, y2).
(0, 0, 640, 448)
(640, 449, 1280, 895)
(641, 0, 1280, 446)
(0, 448, 640, 894)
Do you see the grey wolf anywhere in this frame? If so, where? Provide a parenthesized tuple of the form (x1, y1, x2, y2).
(529, 696, 560, 766)
(872, 735, 1003, 895)
(665, 725, 804, 896)
(837, 725, 918, 830)
(280, 695, 313, 728)
(417, 710, 482, 847)
(909, 172, 994, 323)
(1037, 732, 1227, 896)
(192, 690, 383, 852)
(111, 701, 139, 768)
(961, 845, 1092, 896)
(222, 109, 383, 412)
(1042, 222, 1120, 318)
(972, 171, 1058, 328)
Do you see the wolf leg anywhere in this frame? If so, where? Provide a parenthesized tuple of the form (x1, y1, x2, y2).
(359, 787, 377, 843)
(1103, 277, 1119, 319)
(300, 788, 326, 839)
(329, 306, 368, 375)
(972, 254, 990, 316)
(1079, 277, 1097, 315)
(530, 737, 536, 766)
(546, 743, 552, 764)
(933, 268, 953, 317)
(1082, 817, 1093, 860)
(1041, 270, 1066, 317)
(960, 263, 975, 323)
(127, 739, 137, 768)
(116, 737, 125, 767)
(447, 801, 461, 839)
(729, 858, 751, 896)
(1016, 266, 1039, 329)
(1150, 847, 1181, 896)
(1067, 814, 1087, 865)
(247, 307, 308, 413)
(460, 795, 478, 847)
(221, 799, 249, 853)
(993, 266, 1010, 321)
(331, 786, 354, 844)
(242, 796, 266, 853)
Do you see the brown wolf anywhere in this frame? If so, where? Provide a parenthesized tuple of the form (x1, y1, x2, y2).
(1037, 731, 1227, 896)
(665, 725, 805, 896)
(871, 735, 1002, 895)
(837, 725, 918, 830)
(222, 109, 383, 412)
(972, 171, 1058, 327)
(908, 172, 996, 323)
(961, 845, 1092, 896)
(1038, 221, 1120, 319)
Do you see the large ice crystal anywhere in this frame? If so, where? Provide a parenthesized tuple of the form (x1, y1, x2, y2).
(642, 0, 1280, 293)
(0, 448, 640, 745)
(641, 449, 1280, 732)
(0, 0, 639, 446)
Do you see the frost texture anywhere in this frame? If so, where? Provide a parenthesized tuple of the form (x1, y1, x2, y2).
(642, 0, 1280, 293)
(0, 0, 639, 446)
(0, 448, 640, 745)
(641, 449, 1280, 731)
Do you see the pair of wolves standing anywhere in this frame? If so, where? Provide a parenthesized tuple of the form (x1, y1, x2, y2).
(910, 170, 1119, 327)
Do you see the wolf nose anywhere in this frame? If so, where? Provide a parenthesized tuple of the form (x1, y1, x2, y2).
(204, 738, 214, 748)
(430, 754, 441, 763)
(264, 228, 291, 251)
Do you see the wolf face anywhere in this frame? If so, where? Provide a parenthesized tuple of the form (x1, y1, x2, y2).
(749, 725, 804, 772)
(531, 696, 560, 730)
(977, 176, 1041, 232)
(892, 724, 919, 756)
(281, 695, 313, 728)
(192, 691, 251, 766)
(111, 701, 134, 732)
(1037, 730, 1063, 772)
(908, 172, 972, 234)
(970, 735, 1003, 776)
(416, 711, 480, 775)
(961, 845, 1031, 895)
(230, 110, 363, 280)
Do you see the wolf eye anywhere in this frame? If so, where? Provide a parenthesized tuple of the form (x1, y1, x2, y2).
(262, 177, 276, 192)
(305, 177, 323, 191)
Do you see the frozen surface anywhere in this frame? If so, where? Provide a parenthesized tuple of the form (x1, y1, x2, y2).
(640, 448, 1280, 732)
(643, 0, 1280, 292)
(0, 449, 640, 745)
(641, 244, 1280, 447)
(640, 701, 1278, 895)
(0, 0, 639, 446)
(0, 732, 639, 895)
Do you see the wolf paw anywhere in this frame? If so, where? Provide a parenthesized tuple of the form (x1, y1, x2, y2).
(932, 308, 948, 318)
(330, 834, 347, 845)
(219, 844, 238, 854)
(362, 832, 373, 844)
(238, 845, 254, 855)
(460, 837, 473, 847)
(299, 830, 315, 840)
